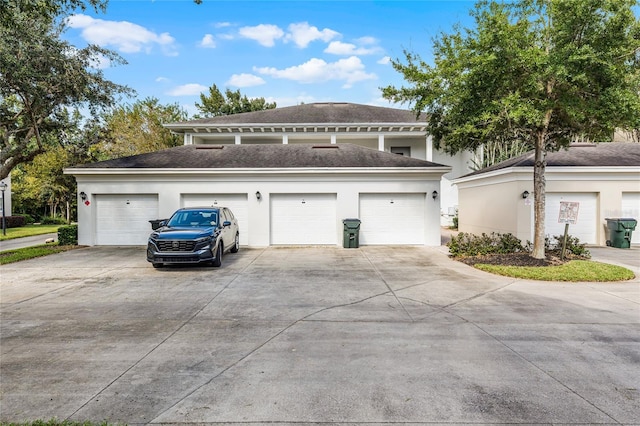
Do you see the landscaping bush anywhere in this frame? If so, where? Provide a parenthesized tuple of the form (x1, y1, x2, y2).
(447, 232, 525, 257)
(42, 216, 68, 225)
(58, 224, 78, 246)
(2, 215, 26, 228)
(525, 234, 591, 258)
(16, 213, 35, 224)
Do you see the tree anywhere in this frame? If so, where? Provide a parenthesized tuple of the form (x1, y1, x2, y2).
(97, 98, 188, 159)
(383, 0, 640, 258)
(0, 0, 132, 181)
(195, 84, 276, 118)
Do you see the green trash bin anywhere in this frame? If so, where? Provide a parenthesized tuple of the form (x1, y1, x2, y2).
(605, 218, 637, 249)
(342, 218, 361, 248)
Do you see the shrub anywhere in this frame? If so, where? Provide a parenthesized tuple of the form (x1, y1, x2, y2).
(2, 215, 26, 228)
(16, 213, 35, 224)
(447, 232, 525, 257)
(58, 224, 78, 246)
(42, 216, 68, 225)
(525, 234, 590, 258)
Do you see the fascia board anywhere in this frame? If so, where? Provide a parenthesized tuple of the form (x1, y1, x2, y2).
(65, 166, 452, 176)
(453, 166, 640, 186)
(164, 123, 428, 133)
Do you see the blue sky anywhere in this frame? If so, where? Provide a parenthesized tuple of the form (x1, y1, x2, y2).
(64, 0, 476, 115)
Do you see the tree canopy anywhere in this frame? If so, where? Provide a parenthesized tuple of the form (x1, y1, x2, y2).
(195, 84, 276, 118)
(383, 0, 640, 258)
(0, 0, 132, 180)
(97, 97, 189, 159)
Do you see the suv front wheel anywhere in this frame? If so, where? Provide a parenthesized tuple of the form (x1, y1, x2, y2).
(211, 242, 223, 267)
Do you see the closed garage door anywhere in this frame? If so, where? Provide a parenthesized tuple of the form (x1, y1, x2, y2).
(95, 194, 158, 245)
(545, 193, 597, 244)
(182, 194, 248, 246)
(359, 193, 425, 245)
(271, 194, 337, 245)
(622, 193, 640, 244)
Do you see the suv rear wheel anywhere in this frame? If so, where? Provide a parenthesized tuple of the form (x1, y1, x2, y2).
(230, 233, 240, 253)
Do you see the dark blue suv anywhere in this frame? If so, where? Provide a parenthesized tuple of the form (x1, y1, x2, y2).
(147, 207, 239, 268)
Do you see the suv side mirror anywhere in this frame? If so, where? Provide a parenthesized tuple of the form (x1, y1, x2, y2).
(223, 220, 231, 228)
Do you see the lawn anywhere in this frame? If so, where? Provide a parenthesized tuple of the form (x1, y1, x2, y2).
(0, 224, 62, 241)
(0, 244, 79, 265)
(475, 260, 635, 282)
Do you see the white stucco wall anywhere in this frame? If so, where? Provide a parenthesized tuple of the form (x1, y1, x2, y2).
(0, 175, 12, 218)
(455, 167, 640, 246)
(71, 168, 447, 247)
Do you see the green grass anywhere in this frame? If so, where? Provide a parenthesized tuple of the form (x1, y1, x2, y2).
(0, 224, 62, 241)
(0, 245, 79, 265)
(475, 260, 635, 282)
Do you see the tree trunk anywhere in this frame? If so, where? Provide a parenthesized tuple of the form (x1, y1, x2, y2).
(532, 134, 547, 259)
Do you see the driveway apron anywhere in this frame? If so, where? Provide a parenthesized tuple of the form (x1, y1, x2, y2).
(1, 246, 638, 425)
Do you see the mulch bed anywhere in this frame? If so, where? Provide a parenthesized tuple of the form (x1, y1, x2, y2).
(456, 252, 581, 267)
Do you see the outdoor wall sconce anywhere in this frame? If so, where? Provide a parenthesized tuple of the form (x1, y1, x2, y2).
(432, 190, 439, 200)
(80, 191, 87, 201)
(522, 190, 530, 199)
(255, 191, 262, 201)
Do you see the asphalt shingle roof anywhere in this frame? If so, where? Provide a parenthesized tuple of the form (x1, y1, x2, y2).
(462, 142, 640, 178)
(73, 143, 448, 169)
(168, 102, 423, 126)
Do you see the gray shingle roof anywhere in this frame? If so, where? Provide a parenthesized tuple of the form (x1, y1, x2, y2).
(167, 102, 423, 126)
(72, 143, 448, 169)
(462, 142, 640, 178)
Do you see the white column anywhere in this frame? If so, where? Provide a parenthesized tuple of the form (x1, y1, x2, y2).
(331, 134, 336, 144)
(378, 134, 385, 151)
(235, 135, 241, 145)
(184, 133, 192, 145)
(426, 135, 433, 161)
(283, 135, 289, 144)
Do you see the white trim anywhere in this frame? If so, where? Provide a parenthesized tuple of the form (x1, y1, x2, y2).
(453, 166, 640, 185)
(66, 167, 452, 176)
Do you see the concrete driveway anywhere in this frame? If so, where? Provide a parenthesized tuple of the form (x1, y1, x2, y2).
(1, 246, 639, 425)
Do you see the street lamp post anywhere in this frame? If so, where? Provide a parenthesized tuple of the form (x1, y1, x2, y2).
(0, 181, 7, 236)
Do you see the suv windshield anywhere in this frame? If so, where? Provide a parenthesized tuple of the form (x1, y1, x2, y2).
(167, 210, 218, 227)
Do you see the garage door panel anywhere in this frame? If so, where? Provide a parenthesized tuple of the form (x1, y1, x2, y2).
(271, 194, 336, 245)
(182, 194, 248, 245)
(95, 194, 158, 245)
(544, 193, 597, 244)
(622, 193, 640, 244)
(359, 193, 425, 245)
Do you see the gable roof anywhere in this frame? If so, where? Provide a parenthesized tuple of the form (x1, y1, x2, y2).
(70, 143, 449, 170)
(461, 143, 640, 178)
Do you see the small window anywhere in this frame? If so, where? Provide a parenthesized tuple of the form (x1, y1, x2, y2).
(390, 146, 411, 156)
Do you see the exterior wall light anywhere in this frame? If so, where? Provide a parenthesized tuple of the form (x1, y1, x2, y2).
(432, 190, 438, 200)
(80, 191, 87, 201)
(522, 190, 530, 199)
(255, 191, 262, 201)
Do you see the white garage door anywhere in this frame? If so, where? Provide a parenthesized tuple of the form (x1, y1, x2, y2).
(182, 194, 248, 246)
(621, 193, 640, 244)
(95, 194, 158, 245)
(271, 194, 337, 245)
(544, 193, 597, 244)
(359, 193, 425, 245)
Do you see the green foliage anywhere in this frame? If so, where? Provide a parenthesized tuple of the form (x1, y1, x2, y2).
(447, 232, 525, 257)
(16, 213, 35, 224)
(42, 216, 68, 225)
(4, 216, 26, 228)
(0, 245, 77, 265)
(195, 84, 276, 118)
(475, 260, 634, 282)
(525, 234, 591, 258)
(97, 97, 189, 159)
(0, 0, 132, 180)
(57, 224, 78, 245)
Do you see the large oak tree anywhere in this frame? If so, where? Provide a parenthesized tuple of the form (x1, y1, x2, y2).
(383, 0, 640, 258)
(0, 0, 132, 180)
(195, 84, 276, 118)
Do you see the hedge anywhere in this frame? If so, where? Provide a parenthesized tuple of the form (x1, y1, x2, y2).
(58, 224, 78, 246)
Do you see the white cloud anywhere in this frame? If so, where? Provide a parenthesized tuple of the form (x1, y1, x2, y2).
(89, 54, 111, 69)
(254, 56, 376, 88)
(324, 40, 383, 56)
(67, 14, 177, 56)
(215, 22, 232, 28)
(239, 24, 284, 47)
(226, 73, 266, 88)
(199, 34, 216, 48)
(285, 22, 340, 48)
(155, 76, 170, 82)
(166, 83, 208, 96)
(377, 56, 391, 65)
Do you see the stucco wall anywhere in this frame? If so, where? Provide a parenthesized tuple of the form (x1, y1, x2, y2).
(73, 170, 445, 247)
(456, 168, 640, 246)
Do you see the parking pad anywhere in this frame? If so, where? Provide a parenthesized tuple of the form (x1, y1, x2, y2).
(1, 246, 639, 424)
